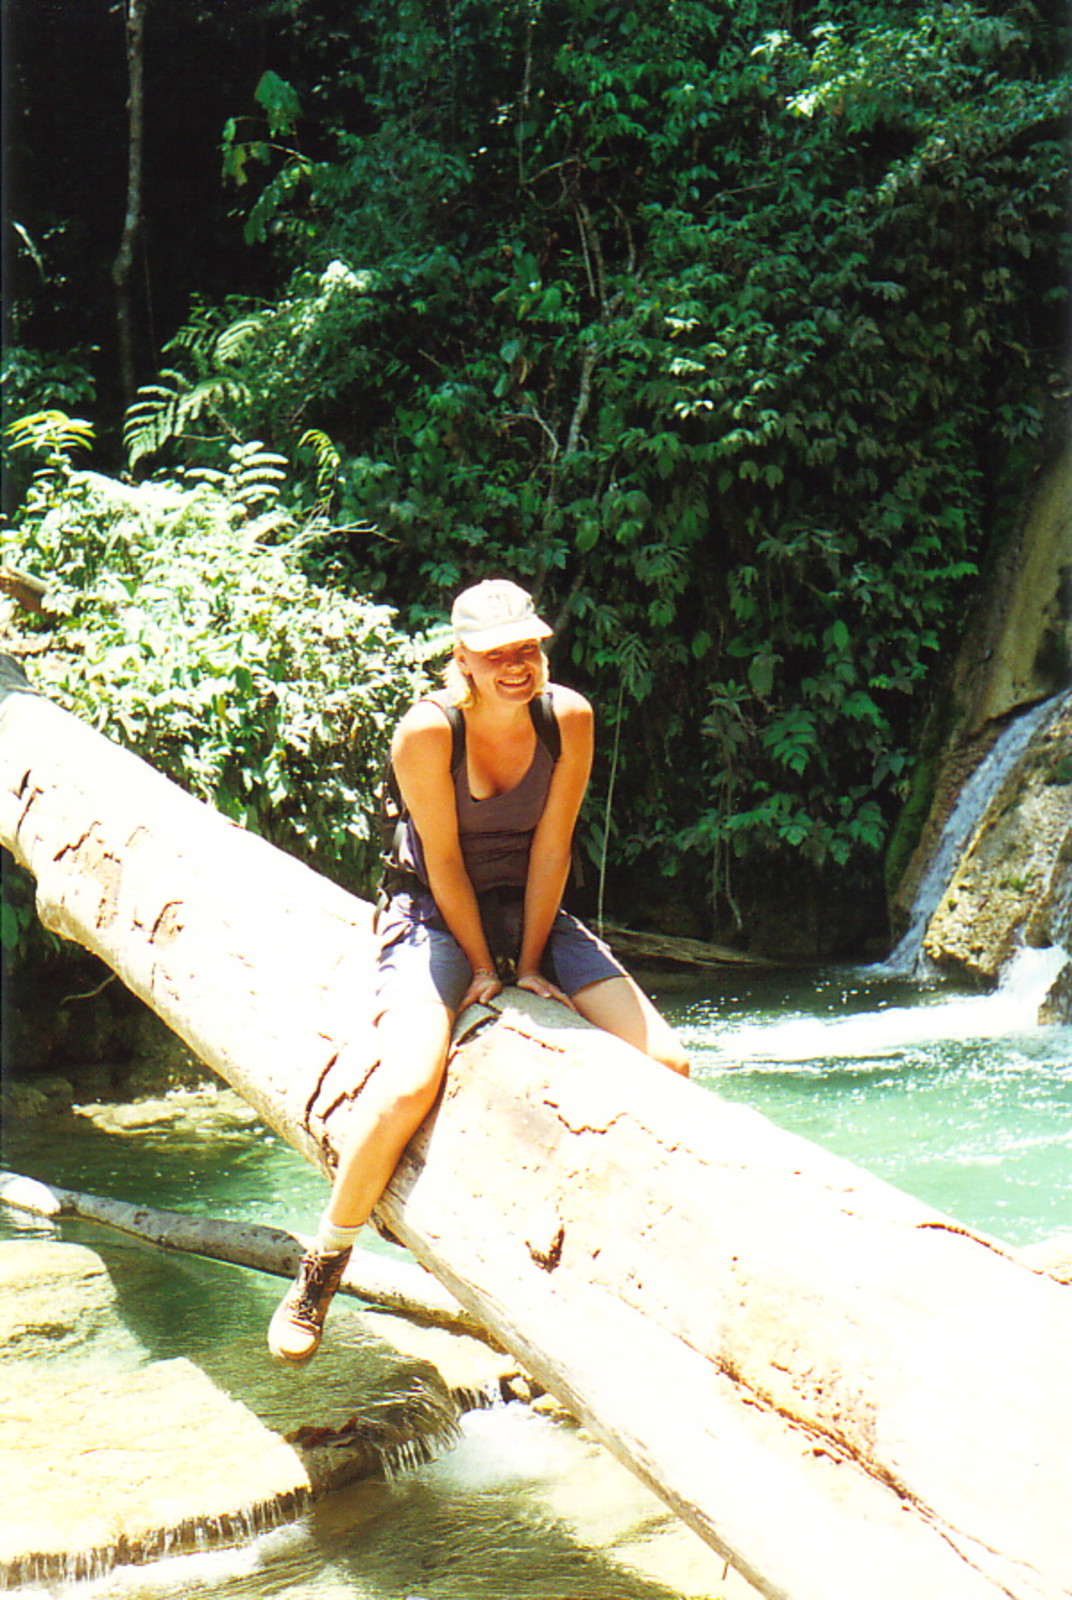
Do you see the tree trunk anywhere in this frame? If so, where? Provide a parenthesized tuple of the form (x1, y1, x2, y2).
(1, 659, 1068, 1600)
(111, 0, 149, 406)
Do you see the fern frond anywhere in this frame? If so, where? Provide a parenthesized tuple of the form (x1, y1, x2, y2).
(165, 316, 222, 365)
(224, 440, 291, 511)
(123, 371, 190, 468)
(123, 371, 253, 469)
(181, 376, 253, 427)
(215, 314, 270, 364)
(5, 410, 95, 462)
(298, 427, 341, 516)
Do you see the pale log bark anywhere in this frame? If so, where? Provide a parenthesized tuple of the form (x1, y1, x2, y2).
(2, 662, 1069, 1600)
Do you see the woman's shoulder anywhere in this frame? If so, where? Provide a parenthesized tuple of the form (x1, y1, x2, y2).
(547, 682, 592, 722)
(391, 695, 456, 756)
(546, 684, 593, 750)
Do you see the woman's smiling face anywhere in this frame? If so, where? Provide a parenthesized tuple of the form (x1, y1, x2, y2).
(458, 638, 547, 702)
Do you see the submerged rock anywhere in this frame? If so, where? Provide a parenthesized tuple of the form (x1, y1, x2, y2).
(73, 1082, 262, 1136)
(0, 1238, 141, 1368)
(0, 1237, 514, 1588)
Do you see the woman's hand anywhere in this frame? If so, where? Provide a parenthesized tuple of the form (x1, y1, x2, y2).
(516, 971, 578, 1012)
(459, 967, 503, 1011)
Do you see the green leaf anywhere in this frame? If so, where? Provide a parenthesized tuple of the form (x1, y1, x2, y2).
(254, 71, 302, 138)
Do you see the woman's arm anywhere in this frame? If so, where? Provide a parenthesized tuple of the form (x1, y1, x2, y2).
(391, 703, 501, 1007)
(516, 686, 594, 996)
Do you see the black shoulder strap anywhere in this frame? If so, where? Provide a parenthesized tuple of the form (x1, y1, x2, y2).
(383, 699, 464, 819)
(441, 701, 466, 773)
(528, 690, 561, 760)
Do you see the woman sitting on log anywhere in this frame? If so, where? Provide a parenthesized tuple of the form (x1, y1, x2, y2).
(269, 578, 689, 1363)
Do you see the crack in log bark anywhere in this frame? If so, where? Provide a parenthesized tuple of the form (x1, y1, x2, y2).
(47, 823, 125, 931)
(713, 1349, 894, 1480)
(528, 1224, 565, 1272)
(303, 1052, 341, 1133)
(149, 901, 185, 944)
(52, 821, 103, 860)
(915, 1219, 1027, 1266)
(539, 1098, 627, 1138)
(715, 1349, 938, 1518)
(926, 1520, 1048, 1600)
(14, 774, 43, 840)
(302, 1050, 380, 1142)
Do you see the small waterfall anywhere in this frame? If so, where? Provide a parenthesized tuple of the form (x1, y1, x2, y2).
(886, 694, 1066, 976)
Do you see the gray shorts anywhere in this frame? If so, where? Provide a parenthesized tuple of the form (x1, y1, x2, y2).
(374, 889, 627, 1018)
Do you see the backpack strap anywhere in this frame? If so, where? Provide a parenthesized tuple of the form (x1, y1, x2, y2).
(443, 701, 466, 771)
(528, 689, 561, 761)
(381, 699, 463, 818)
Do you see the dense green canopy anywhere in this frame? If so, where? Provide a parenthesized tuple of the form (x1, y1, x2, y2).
(4, 0, 1069, 952)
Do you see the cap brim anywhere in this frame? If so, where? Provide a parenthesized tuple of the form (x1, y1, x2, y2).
(455, 616, 553, 651)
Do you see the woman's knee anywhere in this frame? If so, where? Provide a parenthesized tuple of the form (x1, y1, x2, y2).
(373, 1046, 447, 1116)
(657, 1040, 691, 1077)
(370, 1000, 452, 1113)
(572, 975, 690, 1075)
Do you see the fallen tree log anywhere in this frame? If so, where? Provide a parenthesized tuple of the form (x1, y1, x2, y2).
(2, 656, 1069, 1600)
(0, 1172, 489, 1338)
(599, 921, 775, 969)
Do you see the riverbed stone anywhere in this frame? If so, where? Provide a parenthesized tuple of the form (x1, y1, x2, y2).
(0, 1237, 516, 1587)
(0, 1354, 314, 1583)
(0, 1238, 136, 1365)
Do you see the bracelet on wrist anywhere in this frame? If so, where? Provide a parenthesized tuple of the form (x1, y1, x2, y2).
(472, 966, 497, 979)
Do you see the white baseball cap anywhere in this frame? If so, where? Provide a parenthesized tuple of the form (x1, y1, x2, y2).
(451, 579, 553, 651)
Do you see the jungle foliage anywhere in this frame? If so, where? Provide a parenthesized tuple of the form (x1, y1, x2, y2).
(1, 414, 427, 958)
(6, 0, 1070, 945)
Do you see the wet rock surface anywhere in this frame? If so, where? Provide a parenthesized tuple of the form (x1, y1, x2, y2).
(0, 1237, 511, 1586)
(924, 696, 1072, 1015)
(0, 1237, 142, 1369)
(890, 442, 1072, 979)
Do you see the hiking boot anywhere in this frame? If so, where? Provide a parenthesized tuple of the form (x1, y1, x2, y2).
(267, 1246, 352, 1364)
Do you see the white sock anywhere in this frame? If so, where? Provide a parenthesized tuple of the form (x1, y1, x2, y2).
(316, 1213, 362, 1255)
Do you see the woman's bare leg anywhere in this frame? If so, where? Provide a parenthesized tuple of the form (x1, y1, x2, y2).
(326, 998, 455, 1226)
(571, 974, 690, 1075)
(268, 998, 453, 1362)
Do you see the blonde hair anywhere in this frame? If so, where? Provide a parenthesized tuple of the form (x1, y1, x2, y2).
(442, 650, 475, 708)
(441, 644, 549, 708)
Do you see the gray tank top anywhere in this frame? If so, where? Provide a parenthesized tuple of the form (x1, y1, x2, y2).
(398, 700, 556, 893)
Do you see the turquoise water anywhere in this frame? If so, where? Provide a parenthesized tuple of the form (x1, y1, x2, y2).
(3, 957, 1070, 1599)
(665, 949, 1072, 1248)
